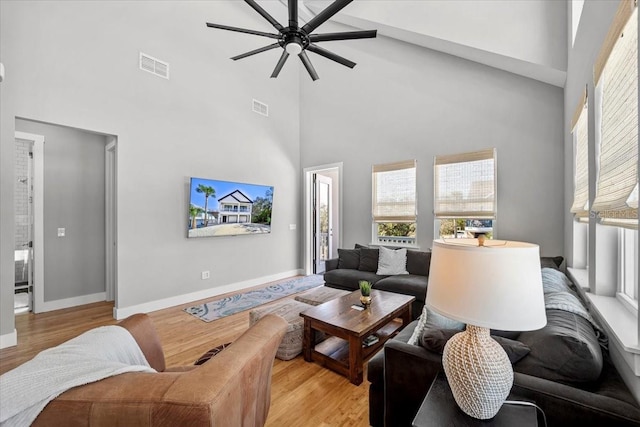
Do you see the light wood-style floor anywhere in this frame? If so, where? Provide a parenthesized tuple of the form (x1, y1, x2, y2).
(0, 281, 371, 427)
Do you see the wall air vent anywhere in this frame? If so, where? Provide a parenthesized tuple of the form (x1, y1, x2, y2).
(252, 99, 269, 117)
(139, 52, 169, 79)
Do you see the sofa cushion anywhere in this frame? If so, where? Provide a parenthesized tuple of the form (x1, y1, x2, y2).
(377, 247, 409, 275)
(323, 269, 384, 291)
(515, 309, 603, 383)
(420, 329, 530, 364)
(337, 248, 360, 270)
(359, 248, 380, 272)
(406, 250, 431, 276)
(375, 275, 427, 301)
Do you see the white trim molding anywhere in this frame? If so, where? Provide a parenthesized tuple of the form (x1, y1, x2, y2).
(0, 329, 17, 349)
(114, 269, 304, 320)
(39, 292, 106, 313)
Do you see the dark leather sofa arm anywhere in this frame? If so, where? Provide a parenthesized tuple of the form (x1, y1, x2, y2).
(512, 372, 640, 426)
(384, 340, 443, 427)
(325, 258, 339, 272)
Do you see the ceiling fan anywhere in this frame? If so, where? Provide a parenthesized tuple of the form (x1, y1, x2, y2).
(206, 0, 377, 81)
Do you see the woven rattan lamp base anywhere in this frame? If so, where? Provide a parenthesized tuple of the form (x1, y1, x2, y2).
(442, 325, 513, 419)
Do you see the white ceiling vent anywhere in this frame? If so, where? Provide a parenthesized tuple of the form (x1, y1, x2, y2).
(139, 52, 169, 79)
(252, 99, 269, 117)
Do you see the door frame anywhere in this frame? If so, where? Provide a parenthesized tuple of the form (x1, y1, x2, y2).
(105, 138, 117, 304)
(15, 131, 44, 313)
(303, 163, 343, 276)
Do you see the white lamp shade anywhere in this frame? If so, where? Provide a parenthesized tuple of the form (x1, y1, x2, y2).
(426, 239, 546, 331)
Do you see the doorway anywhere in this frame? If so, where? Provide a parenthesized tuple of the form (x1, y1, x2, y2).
(14, 132, 44, 313)
(14, 121, 117, 315)
(303, 163, 342, 275)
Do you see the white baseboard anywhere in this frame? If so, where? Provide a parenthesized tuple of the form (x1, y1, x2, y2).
(36, 292, 106, 313)
(113, 269, 305, 320)
(0, 329, 17, 349)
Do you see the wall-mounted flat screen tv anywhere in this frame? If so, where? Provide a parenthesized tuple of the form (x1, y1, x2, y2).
(188, 177, 273, 238)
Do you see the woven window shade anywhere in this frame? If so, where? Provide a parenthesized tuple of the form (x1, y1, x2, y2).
(434, 148, 496, 219)
(570, 97, 589, 218)
(372, 160, 417, 222)
(592, 7, 638, 229)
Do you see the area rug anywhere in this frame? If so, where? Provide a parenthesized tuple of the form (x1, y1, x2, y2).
(183, 274, 324, 322)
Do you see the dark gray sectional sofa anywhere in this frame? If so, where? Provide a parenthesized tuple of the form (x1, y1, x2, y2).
(323, 246, 431, 320)
(366, 265, 640, 427)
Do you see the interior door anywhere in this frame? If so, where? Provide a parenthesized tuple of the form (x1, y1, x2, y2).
(313, 174, 332, 274)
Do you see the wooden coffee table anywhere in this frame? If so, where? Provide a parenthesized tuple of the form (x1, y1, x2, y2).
(300, 289, 414, 385)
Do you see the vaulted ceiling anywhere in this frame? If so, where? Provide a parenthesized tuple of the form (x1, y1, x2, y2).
(264, 0, 567, 87)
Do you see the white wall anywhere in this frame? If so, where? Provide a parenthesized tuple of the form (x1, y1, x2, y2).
(300, 25, 565, 255)
(0, 0, 301, 335)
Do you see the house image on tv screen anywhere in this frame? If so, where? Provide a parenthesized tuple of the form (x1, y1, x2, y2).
(218, 190, 253, 224)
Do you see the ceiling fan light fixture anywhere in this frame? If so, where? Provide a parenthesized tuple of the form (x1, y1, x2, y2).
(285, 42, 303, 55)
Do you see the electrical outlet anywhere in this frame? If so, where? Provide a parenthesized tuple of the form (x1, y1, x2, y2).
(289, 224, 296, 230)
(57, 228, 65, 237)
(201, 271, 210, 280)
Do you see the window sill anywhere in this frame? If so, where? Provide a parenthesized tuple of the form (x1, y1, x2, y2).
(369, 242, 420, 250)
(568, 268, 640, 375)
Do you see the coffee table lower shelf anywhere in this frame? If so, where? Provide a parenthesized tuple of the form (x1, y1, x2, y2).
(308, 319, 403, 383)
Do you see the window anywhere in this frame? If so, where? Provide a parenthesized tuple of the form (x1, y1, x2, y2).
(592, 4, 638, 230)
(619, 228, 638, 309)
(570, 88, 589, 221)
(434, 149, 496, 239)
(371, 160, 417, 246)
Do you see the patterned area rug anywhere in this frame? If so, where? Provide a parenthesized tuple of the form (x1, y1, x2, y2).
(184, 275, 324, 322)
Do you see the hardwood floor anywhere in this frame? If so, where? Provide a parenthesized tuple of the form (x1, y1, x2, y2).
(0, 284, 371, 427)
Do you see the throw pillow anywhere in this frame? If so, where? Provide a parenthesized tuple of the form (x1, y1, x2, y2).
(406, 250, 431, 276)
(541, 268, 574, 294)
(420, 329, 530, 364)
(194, 342, 232, 365)
(354, 243, 368, 249)
(377, 246, 409, 275)
(337, 248, 360, 270)
(358, 248, 379, 272)
(540, 256, 564, 270)
(407, 305, 465, 345)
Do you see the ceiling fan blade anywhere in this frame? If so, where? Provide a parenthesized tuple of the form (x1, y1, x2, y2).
(309, 30, 377, 42)
(271, 51, 290, 78)
(307, 44, 355, 68)
(244, 0, 284, 32)
(206, 22, 281, 39)
(299, 51, 319, 81)
(302, 0, 353, 34)
(232, 43, 281, 61)
(288, 0, 298, 28)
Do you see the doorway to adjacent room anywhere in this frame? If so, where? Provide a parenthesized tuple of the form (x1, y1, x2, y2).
(303, 163, 342, 275)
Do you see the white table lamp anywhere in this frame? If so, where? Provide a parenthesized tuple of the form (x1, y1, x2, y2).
(426, 238, 546, 419)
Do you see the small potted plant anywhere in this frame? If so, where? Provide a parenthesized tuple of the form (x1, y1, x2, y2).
(359, 280, 372, 307)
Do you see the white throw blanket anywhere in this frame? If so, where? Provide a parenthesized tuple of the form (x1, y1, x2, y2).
(0, 325, 156, 427)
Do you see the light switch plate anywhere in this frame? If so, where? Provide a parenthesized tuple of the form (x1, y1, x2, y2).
(57, 228, 65, 237)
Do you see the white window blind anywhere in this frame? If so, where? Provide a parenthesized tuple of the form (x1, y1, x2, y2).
(570, 91, 589, 219)
(592, 5, 638, 230)
(372, 160, 417, 222)
(434, 148, 496, 219)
